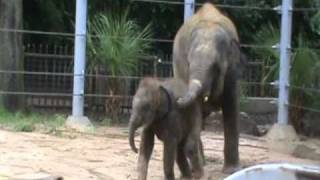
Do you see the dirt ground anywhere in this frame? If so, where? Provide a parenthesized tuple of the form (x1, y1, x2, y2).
(0, 126, 319, 180)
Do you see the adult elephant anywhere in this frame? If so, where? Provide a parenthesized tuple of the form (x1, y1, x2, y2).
(173, 3, 244, 173)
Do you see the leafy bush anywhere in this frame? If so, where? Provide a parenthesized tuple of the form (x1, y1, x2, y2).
(87, 9, 153, 121)
(0, 107, 66, 132)
(254, 24, 320, 132)
(87, 9, 152, 76)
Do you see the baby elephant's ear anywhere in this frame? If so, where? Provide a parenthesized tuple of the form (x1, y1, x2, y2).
(159, 86, 171, 101)
(159, 85, 173, 112)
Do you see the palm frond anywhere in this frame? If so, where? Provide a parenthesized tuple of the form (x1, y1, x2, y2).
(253, 23, 281, 83)
(87, 8, 153, 76)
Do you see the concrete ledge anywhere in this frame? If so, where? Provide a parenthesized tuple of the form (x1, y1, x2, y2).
(242, 97, 277, 114)
(266, 124, 299, 154)
(65, 116, 93, 132)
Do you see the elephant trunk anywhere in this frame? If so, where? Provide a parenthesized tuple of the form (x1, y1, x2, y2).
(129, 117, 139, 153)
(177, 79, 203, 108)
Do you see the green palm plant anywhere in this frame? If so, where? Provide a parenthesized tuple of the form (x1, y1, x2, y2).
(289, 35, 320, 131)
(87, 9, 153, 121)
(253, 23, 280, 83)
(311, 11, 320, 35)
(254, 23, 320, 132)
(252, 23, 280, 97)
(87, 9, 152, 76)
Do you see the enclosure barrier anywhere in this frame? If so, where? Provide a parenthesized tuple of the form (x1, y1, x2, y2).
(0, 0, 320, 129)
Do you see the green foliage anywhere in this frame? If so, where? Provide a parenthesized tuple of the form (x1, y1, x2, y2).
(87, 9, 153, 121)
(207, 0, 280, 43)
(253, 23, 280, 83)
(0, 107, 66, 133)
(289, 35, 320, 120)
(254, 23, 320, 130)
(311, 11, 320, 35)
(254, 24, 320, 88)
(239, 82, 249, 111)
(87, 9, 153, 76)
(23, 0, 75, 44)
(256, 27, 320, 90)
(291, 35, 320, 87)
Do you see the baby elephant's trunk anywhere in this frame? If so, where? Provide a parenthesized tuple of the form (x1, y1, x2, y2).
(128, 119, 139, 153)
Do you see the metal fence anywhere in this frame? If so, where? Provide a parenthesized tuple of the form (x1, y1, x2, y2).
(19, 42, 274, 113)
(23, 44, 73, 109)
(0, 0, 319, 132)
(19, 44, 174, 113)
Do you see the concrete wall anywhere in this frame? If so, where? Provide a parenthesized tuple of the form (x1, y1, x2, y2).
(241, 97, 277, 114)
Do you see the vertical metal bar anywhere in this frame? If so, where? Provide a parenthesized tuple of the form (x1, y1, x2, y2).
(153, 59, 157, 77)
(277, 0, 293, 125)
(184, 0, 195, 22)
(72, 0, 88, 117)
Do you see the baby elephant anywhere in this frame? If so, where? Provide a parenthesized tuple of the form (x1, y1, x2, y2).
(129, 78, 204, 180)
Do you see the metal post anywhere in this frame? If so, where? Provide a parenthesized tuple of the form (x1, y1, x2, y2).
(184, 0, 195, 22)
(67, 0, 91, 130)
(72, 0, 88, 117)
(153, 59, 157, 77)
(277, 0, 293, 125)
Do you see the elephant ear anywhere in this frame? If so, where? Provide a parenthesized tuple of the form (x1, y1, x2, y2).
(159, 86, 172, 119)
(159, 86, 171, 105)
(237, 51, 247, 79)
(231, 39, 247, 79)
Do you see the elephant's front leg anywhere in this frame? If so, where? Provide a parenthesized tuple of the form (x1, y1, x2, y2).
(185, 103, 204, 178)
(221, 74, 241, 174)
(137, 128, 154, 180)
(163, 137, 177, 180)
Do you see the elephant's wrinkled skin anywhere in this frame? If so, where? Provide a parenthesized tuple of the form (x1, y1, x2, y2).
(173, 3, 244, 174)
(128, 78, 204, 180)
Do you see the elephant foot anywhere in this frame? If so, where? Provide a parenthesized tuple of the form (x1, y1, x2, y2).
(222, 163, 242, 174)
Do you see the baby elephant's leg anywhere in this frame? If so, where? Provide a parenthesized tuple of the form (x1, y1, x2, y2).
(185, 137, 204, 179)
(137, 129, 154, 180)
(199, 139, 205, 166)
(176, 141, 192, 179)
(163, 138, 177, 180)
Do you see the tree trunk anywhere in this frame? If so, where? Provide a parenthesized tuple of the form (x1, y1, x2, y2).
(0, 0, 24, 111)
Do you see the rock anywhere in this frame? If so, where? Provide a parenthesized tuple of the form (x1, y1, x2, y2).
(248, 113, 277, 125)
(239, 112, 261, 136)
(257, 124, 272, 136)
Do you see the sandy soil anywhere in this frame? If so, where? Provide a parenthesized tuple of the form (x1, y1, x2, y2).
(0, 127, 318, 180)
